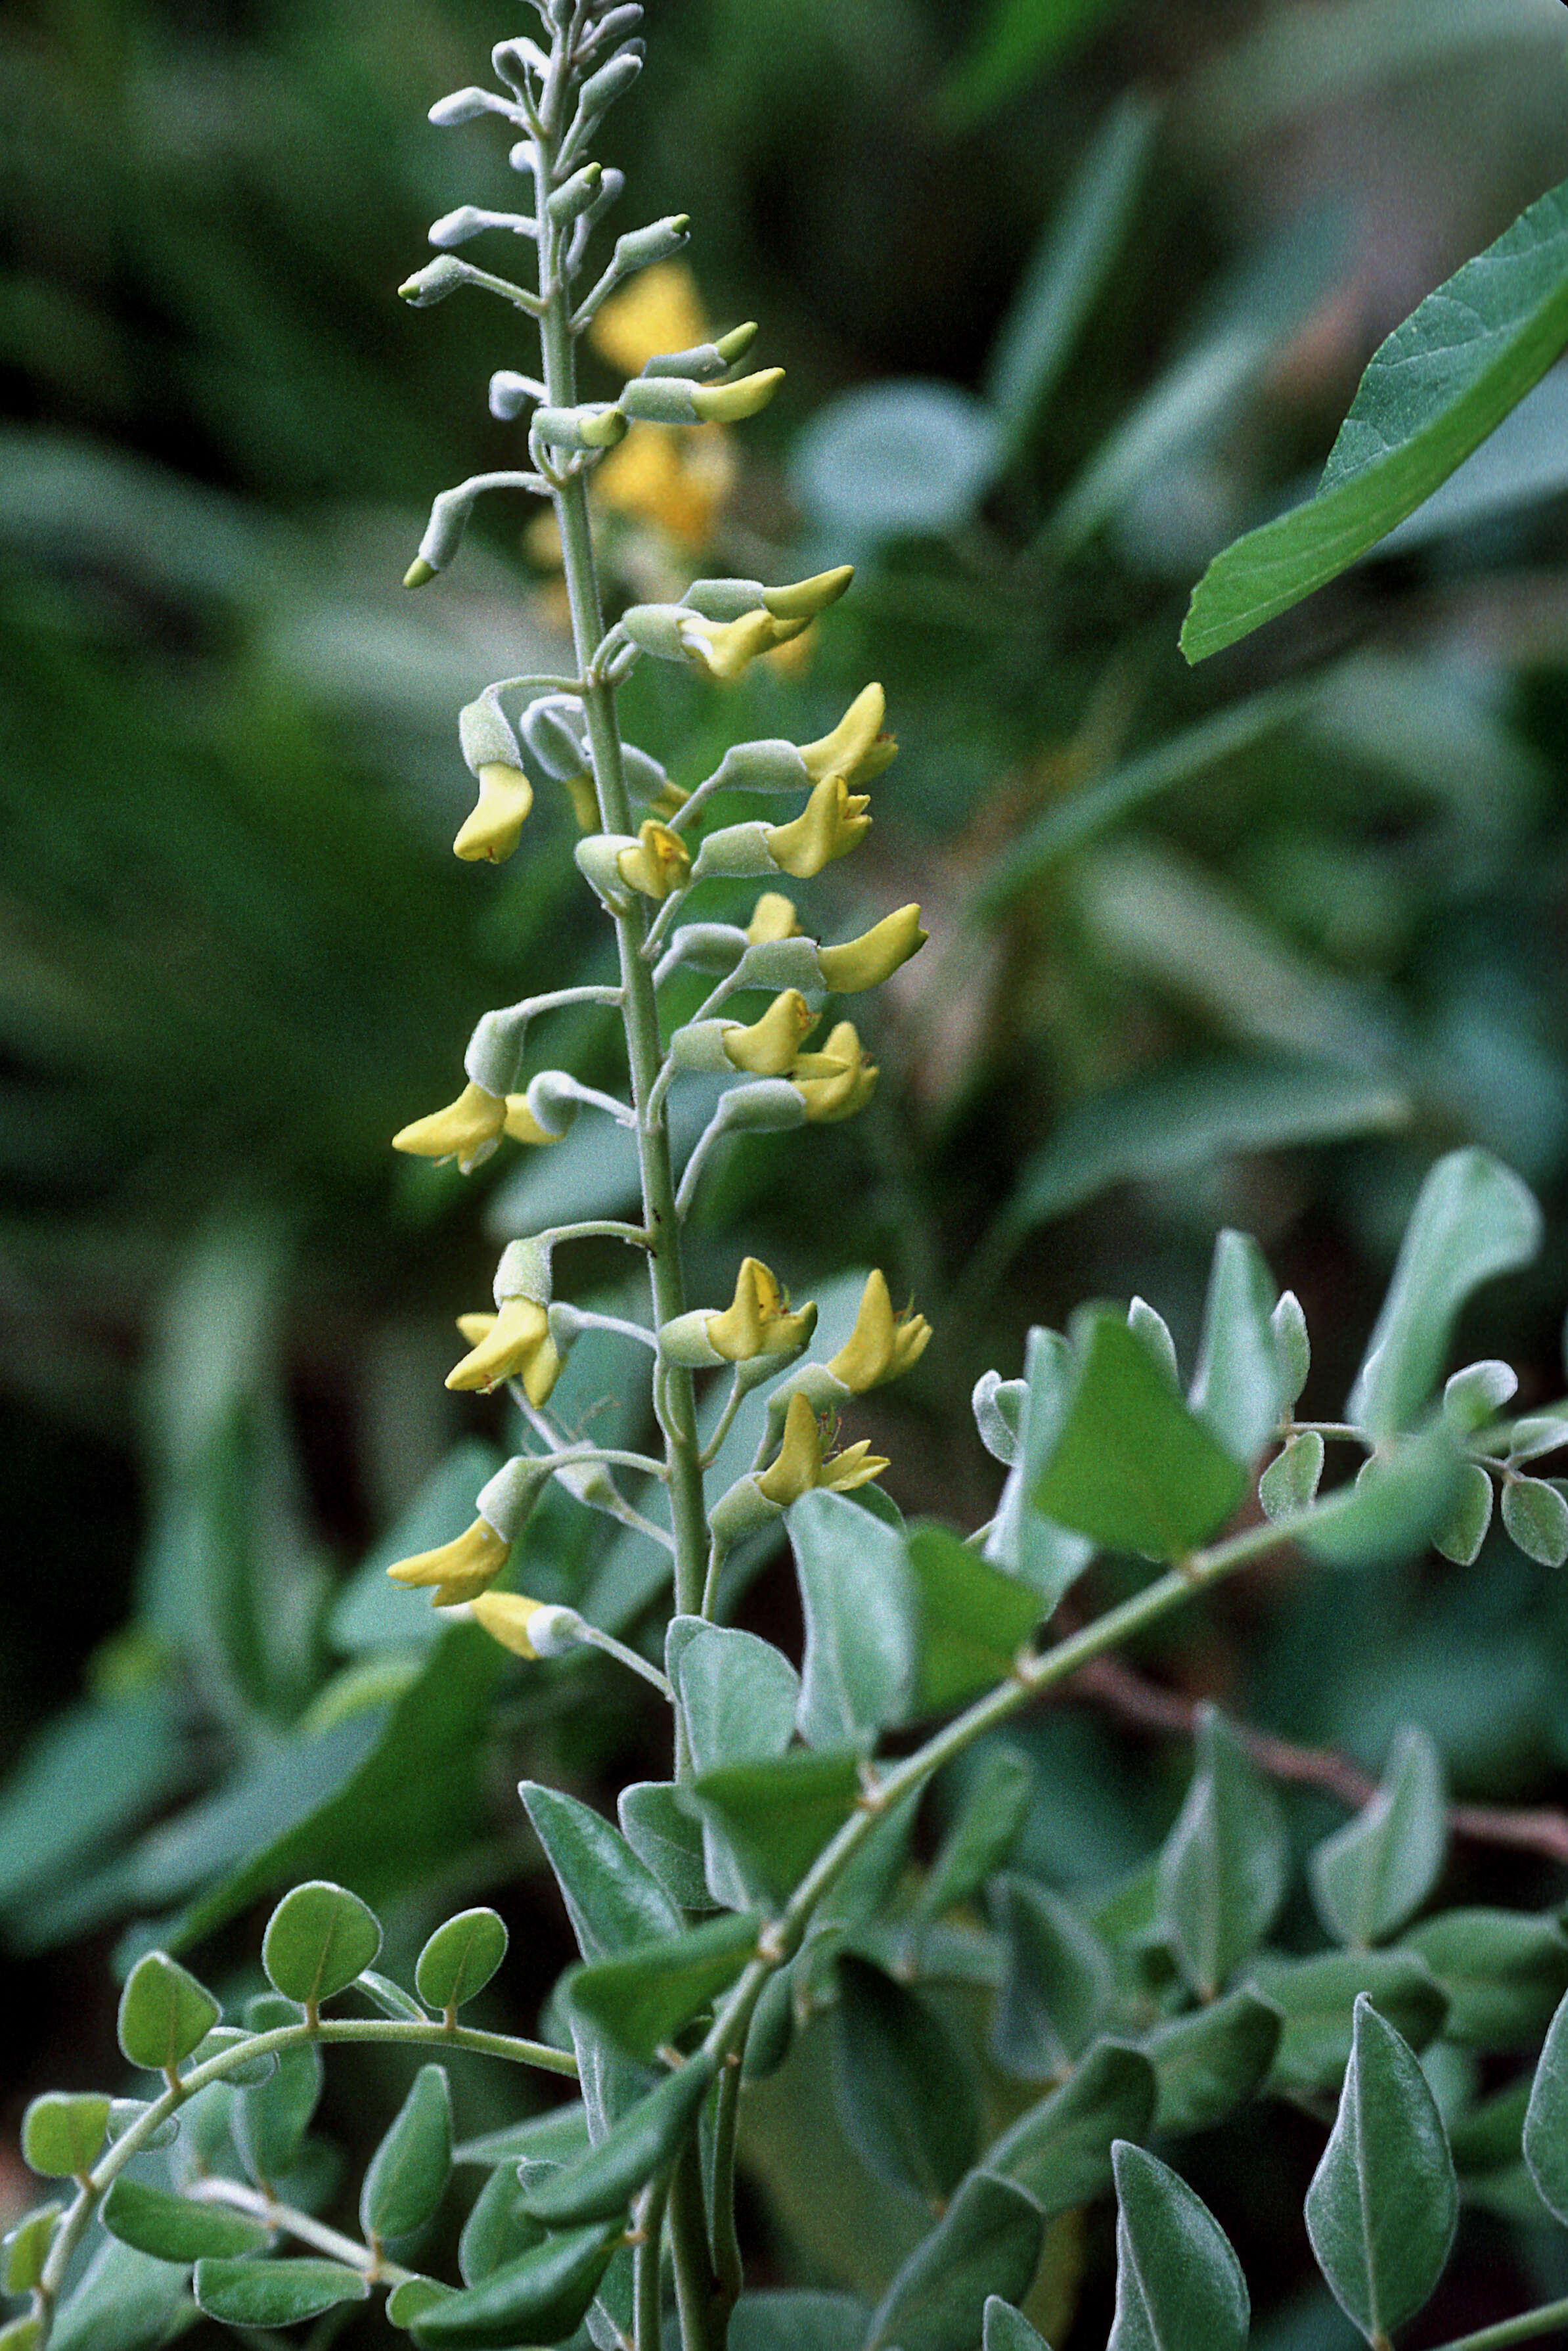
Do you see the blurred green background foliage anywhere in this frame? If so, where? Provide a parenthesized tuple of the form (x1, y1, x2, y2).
(11, 0, 1568, 2338)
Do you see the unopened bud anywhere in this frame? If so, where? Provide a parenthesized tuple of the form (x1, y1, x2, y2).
(683, 577, 768, 622)
(690, 368, 784, 424)
(459, 696, 523, 777)
(617, 376, 702, 425)
(428, 86, 519, 127)
(476, 1454, 557, 1540)
(608, 215, 691, 279)
(761, 566, 853, 621)
(531, 403, 628, 451)
(399, 256, 469, 307)
(489, 370, 539, 420)
(519, 696, 587, 778)
(549, 163, 604, 225)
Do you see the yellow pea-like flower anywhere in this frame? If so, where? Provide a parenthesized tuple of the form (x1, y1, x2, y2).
(746, 891, 803, 945)
(790, 1020, 877, 1123)
(817, 905, 928, 994)
(706, 1257, 817, 1364)
(446, 1296, 563, 1404)
(616, 820, 692, 900)
(799, 684, 897, 789)
(721, 991, 818, 1077)
(826, 1270, 932, 1393)
(754, 1392, 889, 1508)
(764, 777, 871, 879)
(690, 367, 783, 424)
(392, 1081, 507, 1173)
(453, 763, 534, 863)
(677, 608, 783, 682)
(469, 1590, 550, 1659)
(386, 1517, 510, 1607)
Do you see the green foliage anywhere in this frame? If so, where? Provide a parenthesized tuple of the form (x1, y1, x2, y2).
(1108, 2142, 1249, 2351)
(415, 1911, 510, 2015)
(262, 1879, 382, 2009)
(360, 2064, 453, 2244)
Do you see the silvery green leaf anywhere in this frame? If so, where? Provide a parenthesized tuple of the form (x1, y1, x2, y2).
(1259, 1429, 1324, 1522)
(1433, 1462, 1493, 1566)
(1502, 1475, 1568, 1567)
(1442, 1358, 1517, 1434)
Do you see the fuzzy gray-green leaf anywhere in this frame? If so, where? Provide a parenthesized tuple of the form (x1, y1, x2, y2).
(1108, 2141, 1249, 2351)
(361, 2065, 452, 2244)
(1309, 1726, 1447, 1948)
(1158, 1708, 1286, 1998)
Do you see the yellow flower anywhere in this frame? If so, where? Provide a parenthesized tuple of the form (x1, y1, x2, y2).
(446, 1297, 563, 1403)
(616, 819, 692, 900)
(827, 1271, 932, 1393)
(817, 904, 928, 994)
(799, 684, 897, 789)
(679, 607, 801, 682)
(689, 367, 783, 424)
(747, 891, 803, 945)
(469, 1590, 552, 1659)
(721, 991, 818, 1076)
(593, 424, 738, 549)
(764, 777, 871, 879)
(453, 763, 534, 864)
(503, 1096, 565, 1146)
(393, 1081, 507, 1173)
(386, 1517, 510, 1607)
(790, 1021, 876, 1122)
(589, 260, 709, 374)
(755, 1391, 889, 1508)
(706, 1258, 817, 1364)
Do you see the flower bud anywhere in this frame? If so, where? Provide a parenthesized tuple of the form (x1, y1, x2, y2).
(573, 43, 646, 127)
(428, 86, 520, 127)
(431, 205, 534, 249)
(510, 1071, 584, 1142)
(532, 404, 629, 451)
(711, 1079, 809, 1135)
(817, 904, 927, 993)
(761, 566, 854, 621)
(387, 1517, 509, 1605)
(575, 832, 637, 908)
(667, 1019, 739, 1076)
(548, 162, 604, 225)
(690, 368, 783, 424)
(689, 822, 777, 882)
(608, 214, 691, 279)
(519, 696, 588, 778)
(683, 577, 769, 622)
(458, 696, 523, 776)
(469, 1591, 577, 1659)
(489, 370, 539, 420)
(697, 739, 812, 796)
(620, 602, 700, 661)
(398, 257, 472, 306)
(618, 376, 704, 425)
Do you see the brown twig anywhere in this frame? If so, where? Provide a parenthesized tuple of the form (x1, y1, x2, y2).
(1064, 1653, 1568, 1867)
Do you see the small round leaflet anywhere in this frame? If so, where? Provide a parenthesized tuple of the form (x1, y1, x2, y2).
(262, 1881, 382, 2008)
(416, 1908, 509, 2012)
(118, 1950, 221, 2072)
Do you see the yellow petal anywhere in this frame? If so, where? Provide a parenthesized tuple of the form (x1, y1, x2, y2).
(393, 1081, 507, 1173)
(387, 1517, 509, 1600)
(746, 891, 802, 945)
(689, 366, 783, 424)
(820, 1440, 890, 1493)
(679, 608, 779, 681)
(446, 1295, 560, 1399)
(817, 904, 927, 994)
(826, 1270, 933, 1393)
(763, 776, 871, 880)
(761, 566, 853, 621)
(791, 1021, 877, 1123)
(721, 990, 818, 1077)
(589, 259, 709, 374)
(616, 819, 692, 901)
(755, 1391, 825, 1508)
(470, 1589, 549, 1659)
(704, 1257, 817, 1364)
(504, 1097, 565, 1146)
(799, 684, 897, 788)
(454, 763, 533, 863)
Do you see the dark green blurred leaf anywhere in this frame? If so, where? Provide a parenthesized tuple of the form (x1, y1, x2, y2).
(1183, 178, 1568, 660)
(832, 1954, 980, 2207)
(1142, 1987, 1282, 2135)
(903, 1527, 1046, 1715)
(459, 2162, 545, 2289)
(361, 2064, 452, 2245)
(728, 2293, 871, 2351)
(984, 2298, 1053, 2351)
(908, 1749, 1033, 1944)
(194, 2256, 370, 2327)
(1523, 1988, 1568, 2224)
(1401, 1908, 1568, 2047)
(566, 1910, 761, 2061)
(1303, 1997, 1457, 2341)
(1158, 1709, 1287, 2000)
(1034, 1310, 1247, 1559)
(1246, 1951, 1448, 2093)
(49, 2235, 191, 2351)
(0, 1697, 187, 1928)
(1108, 2141, 1249, 2351)
(987, 2036, 1157, 2218)
(942, 0, 1134, 123)
(990, 1877, 1113, 2078)
(864, 2170, 1044, 2351)
(790, 1490, 914, 1749)
(233, 1991, 321, 2184)
(1309, 1727, 1446, 1948)
(101, 2176, 269, 2264)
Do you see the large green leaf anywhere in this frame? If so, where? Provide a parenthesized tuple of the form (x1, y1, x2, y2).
(987, 2037, 1157, 2218)
(1107, 2142, 1249, 2351)
(902, 1527, 1046, 1715)
(48, 2237, 191, 2351)
(1309, 1727, 1446, 1948)
(194, 2257, 370, 2327)
(1182, 175, 1568, 661)
(1142, 1987, 1282, 2136)
(409, 2221, 619, 2348)
(684, 1749, 862, 1905)
(1401, 1907, 1568, 2047)
(671, 1619, 799, 1771)
(1304, 1997, 1458, 2342)
(361, 2065, 453, 2245)
(983, 2300, 1052, 2351)
(1033, 1310, 1247, 1559)
(565, 1910, 761, 2061)
(0, 1697, 187, 1927)
(863, 2171, 1044, 2351)
(790, 1490, 914, 1749)
(831, 1955, 980, 2208)
(1157, 1709, 1287, 2000)
(618, 1780, 714, 1913)
(728, 2293, 871, 2351)
(518, 1781, 681, 1961)
(1346, 1152, 1541, 1440)
(989, 1877, 1113, 2078)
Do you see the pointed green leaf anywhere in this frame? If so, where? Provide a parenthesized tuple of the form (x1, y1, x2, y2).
(864, 2170, 1044, 2351)
(831, 1954, 980, 2206)
(454, 2101, 590, 2170)
(390, 2276, 458, 2327)
(618, 1781, 713, 1912)
(518, 1781, 681, 1959)
(985, 1327, 1096, 1605)
(1190, 1228, 1282, 1466)
(194, 2257, 370, 2326)
(728, 2291, 872, 2351)
(358, 1970, 429, 2023)
(984, 2297, 1053, 2351)
(790, 1489, 915, 1748)
(1347, 1151, 1542, 1440)
(1143, 1986, 1282, 2134)
(1302, 1426, 1466, 1569)
(1247, 1950, 1448, 2093)
(1158, 1709, 1287, 1998)
(910, 1749, 1033, 1938)
(459, 2162, 545, 2286)
(101, 2175, 269, 2262)
(684, 1748, 861, 1904)
(1402, 1907, 1568, 2046)
(1272, 1290, 1310, 1410)
(990, 1877, 1113, 2078)
(1433, 1461, 1494, 1565)
(1523, 1986, 1568, 2223)
(519, 2053, 715, 2226)
(261, 1880, 381, 2007)
(1304, 1996, 1458, 2341)
(1259, 1430, 1324, 1522)
(408, 2220, 619, 2348)
(1502, 1472, 1568, 1565)
(361, 2064, 452, 2244)
(415, 1911, 508, 2014)
(988, 2037, 1157, 2218)
(1309, 1727, 1446, 1948)
(1034, 1309, 1247, 1559)
(1108, 2141, 1249, 2351)
(232, 1991, 322, 2183)
(673, 1621, 800, 1770)
(566, 1909, 761, 2061)
(116, 1950, 221, 2074)
(903, 1527, 1047, 1714)
(1182, 178, 1568, 661)
(20, 2093, 110, 2180)
(1, 2204, 61, 2296)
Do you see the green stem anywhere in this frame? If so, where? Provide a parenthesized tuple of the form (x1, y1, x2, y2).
(667, 2135, 720, 2351)
(1426, 2300, 1568, 2351)
(633, 2170, 670, 2351)
(187, 2176, 413, 2286)
(529, 79, 709, 1644)
(707, 2055, 744, 2321)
